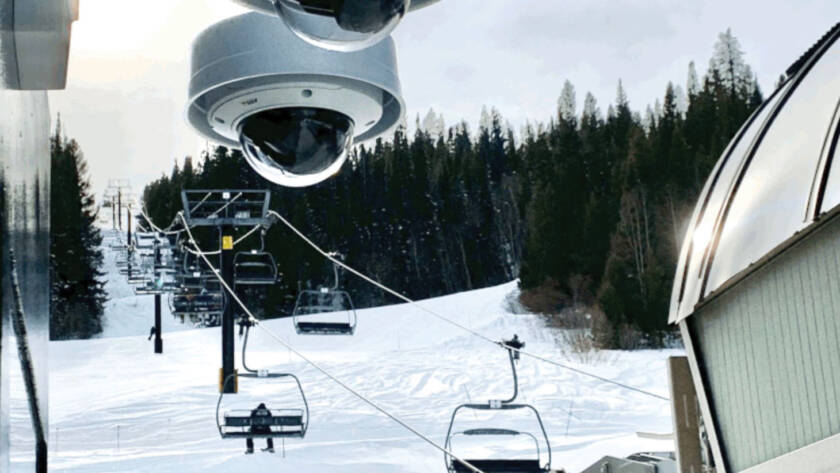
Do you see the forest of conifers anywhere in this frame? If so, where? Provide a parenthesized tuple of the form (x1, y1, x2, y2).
(140, 30, 764, 348)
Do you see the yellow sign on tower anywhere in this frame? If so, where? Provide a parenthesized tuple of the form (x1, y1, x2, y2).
(222, 235, 234, 250)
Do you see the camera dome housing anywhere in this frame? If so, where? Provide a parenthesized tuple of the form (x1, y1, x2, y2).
(273, 0, 408, 52)
(186, 12, 405, 187)
(233, 0, 440, 52)
(239, 107, 355, 187)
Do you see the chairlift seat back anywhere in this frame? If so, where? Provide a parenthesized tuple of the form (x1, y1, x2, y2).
(292, 289, 357, 336)
(296, 321, 355, 335)
(233, 251, 277, 285)
(451, 459, 544, 473)
(224, 409, 304, 428)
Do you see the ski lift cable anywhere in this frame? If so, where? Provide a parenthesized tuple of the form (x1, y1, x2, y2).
(140, 204, 262, 256)
(266, 210, 670, 403)
(139, 205, 184, 236)
(176, 212, 487, 473)
(211, 192, 243, 217)
(233, 224, 263, 247)
(183, 245, 221, 257)
(179, 225, 261, 257)
(189, 191, 213, 214)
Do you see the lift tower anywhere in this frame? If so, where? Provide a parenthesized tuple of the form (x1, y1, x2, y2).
(104, 179, 131, 229)
(180, 190, 273, 393)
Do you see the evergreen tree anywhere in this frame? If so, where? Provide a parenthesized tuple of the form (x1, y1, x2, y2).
(50, 118, 107, 340)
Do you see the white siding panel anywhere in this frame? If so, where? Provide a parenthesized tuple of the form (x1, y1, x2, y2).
(693, 215, 840, 471)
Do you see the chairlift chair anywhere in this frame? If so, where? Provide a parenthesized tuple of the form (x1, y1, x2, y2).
(169, 293, 224, 327)
(447, 428, 547, 473)
(133, 231, 155, 250)
(217, 373, 309, 440)
(292, 288, 357, 335)
(134, 283, 160, 295)
(216, 325, 309, 441)
(127, 270, 150, 285)
(170, 291, 225, 318)
(134, 274, 179, 295)
(115, 254, 133, 268)
(444, 337, 552, 473)
(234, 250, 278, 286)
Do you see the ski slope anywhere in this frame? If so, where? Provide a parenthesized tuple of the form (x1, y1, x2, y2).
(9, 229, 681, 473)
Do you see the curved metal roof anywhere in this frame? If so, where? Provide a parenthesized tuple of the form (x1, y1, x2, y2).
(669, 23, 840, 324)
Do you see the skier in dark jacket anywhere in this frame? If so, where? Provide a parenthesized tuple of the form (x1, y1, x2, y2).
(246, 403, 275, 454)
(503, 334, 525, 361)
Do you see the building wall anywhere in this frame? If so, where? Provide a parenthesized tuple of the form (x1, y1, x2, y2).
(0, 55, 52, 473)
(691, 213, 840, 472)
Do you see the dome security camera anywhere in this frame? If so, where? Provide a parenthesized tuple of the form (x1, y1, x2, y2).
(232, 0, 441, 52)
(186, 12, 405, 188)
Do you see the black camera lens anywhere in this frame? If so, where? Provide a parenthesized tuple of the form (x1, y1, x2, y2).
(239, 107, 355, 187)
(333, 0, 407, 34)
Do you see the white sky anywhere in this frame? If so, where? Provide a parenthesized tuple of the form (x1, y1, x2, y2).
(49, 0, 839, 197)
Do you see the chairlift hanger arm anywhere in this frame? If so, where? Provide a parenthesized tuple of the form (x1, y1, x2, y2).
(502, 346, 518, 404)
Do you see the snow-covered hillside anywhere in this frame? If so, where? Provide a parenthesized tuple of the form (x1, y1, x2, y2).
(97, 228, 192, 339)
(10, 229, 681, 473)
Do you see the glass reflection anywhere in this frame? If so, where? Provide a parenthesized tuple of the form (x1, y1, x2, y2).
(705, 38, 840, 293)
(815, 110, 840, 213)
(671, 80, 791, 319)
(1, 34, 52, 468)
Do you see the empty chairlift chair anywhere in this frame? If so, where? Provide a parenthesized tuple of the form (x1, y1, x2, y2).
(292, 287, 357, 335)
(447, 429, 548, 473)
(234, 250, 278, 285)
(444, 336, 552, 473)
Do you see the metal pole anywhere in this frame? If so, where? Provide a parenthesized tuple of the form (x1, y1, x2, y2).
(126, 207, 133, 280)
(154, 294, 163, 354)
(117, 190, 122, 230)
(111, 197, 116, 230)
(221, 225, 236, 393)
(154, 242, 163, 354)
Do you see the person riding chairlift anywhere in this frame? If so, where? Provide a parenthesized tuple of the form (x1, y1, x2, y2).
(503, 334, 525, 361)
(245, 403, 275, 454)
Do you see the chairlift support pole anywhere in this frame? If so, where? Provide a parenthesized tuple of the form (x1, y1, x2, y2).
(154, 243, 163, 354)
(221, 224, 236, 393)
(154, 294, 163, 353)
(126, 207, 133, 281)
(179, 189, 273, 393)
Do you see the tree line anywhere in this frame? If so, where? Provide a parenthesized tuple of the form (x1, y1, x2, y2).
(51, 29, 763, 346)
(144, 30, 762, 348)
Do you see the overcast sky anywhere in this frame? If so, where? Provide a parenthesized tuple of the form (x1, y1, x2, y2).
(49, 0, 839, 198)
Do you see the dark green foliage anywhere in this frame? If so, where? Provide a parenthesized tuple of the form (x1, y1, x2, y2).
(50, 119, 107, 340)
(519, 32, 762, 348)
(143, 116, 523, 314)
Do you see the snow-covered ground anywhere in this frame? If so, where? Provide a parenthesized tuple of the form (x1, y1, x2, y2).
(10, 228, 681, 473)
